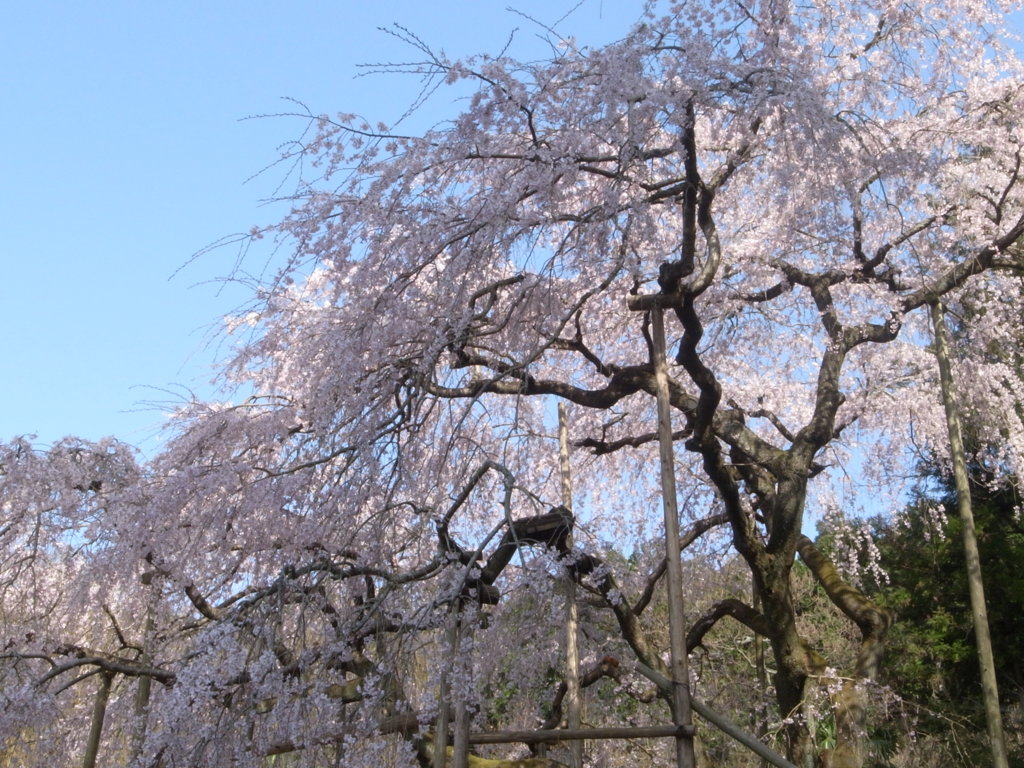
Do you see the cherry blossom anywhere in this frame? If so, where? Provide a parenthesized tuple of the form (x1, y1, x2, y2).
(3, 2, 1024, 766)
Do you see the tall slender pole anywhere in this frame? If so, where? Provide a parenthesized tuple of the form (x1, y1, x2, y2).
(82, 672, 113, 768)
(434, 614, 457, 768)
(133, 572, 156, 762)
(931, 301, 1008, 768)
(452, 601, 471, 768)
(559, 403, 584, 768)
(453, 677, 471, 768)
(435, 605, 471, 768)
(651, 307, 697, 768)
(132, 615, 154, 758)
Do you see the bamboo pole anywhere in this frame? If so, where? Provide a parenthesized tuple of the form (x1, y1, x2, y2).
(82, 672, 112, 768)
(468, 724, 690, 744)
(650, 307, 697, 768)
(558, 403, 584, 768)
(453, 690, 471, 768)
(132, 626, 153, 758)
(132, 572, 156, 761)
(452, 601, 471, 768)
(465, 706, 794, 768)
(434, 615, 458, 768)
(269, 699, 796, 767)
(690, 698, 796, 768)
(931, 302, 1008, 768)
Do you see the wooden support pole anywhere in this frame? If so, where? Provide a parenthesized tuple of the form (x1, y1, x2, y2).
(690, 698, 796, 768)
(451, 601, 471, 768)
(434, 615, 458, 768)
(82, 672, 113, 768)
(465, 707, 796, 768)
(650, 306, 697, 768)
(931, 302, 1008, 768)
(469, 724, 693, 744)
(268, 699, 796, 767)
(133, 571, 156, 762)
(453, 693, 471, 768)
(558, 403, 584, 768)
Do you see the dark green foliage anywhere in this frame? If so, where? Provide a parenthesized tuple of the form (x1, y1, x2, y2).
(861, 472, 1024, 765)
(871, 476, 1023, 704)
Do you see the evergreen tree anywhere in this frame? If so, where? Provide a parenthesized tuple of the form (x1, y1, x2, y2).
(862, 472, 1024, 764)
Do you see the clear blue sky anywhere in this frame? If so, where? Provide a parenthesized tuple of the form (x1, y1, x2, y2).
(0, 1, 639, 455)
(3, 3, 1021, 457)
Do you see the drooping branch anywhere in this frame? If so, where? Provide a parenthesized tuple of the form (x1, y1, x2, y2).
(796, 536, 892, 679)
(425, 361, 654, 410)
(686, 598, 773, 651)
(538, 655, 624, 731)
(634, 512, 730, 615)
(571, 551, 671, 694)
(439, 296, 791, 474)
(795, 537, 895, 768)
(185, 583, 221, 621)
(29, 646, 176, 688)
(901, 213, 1024, 312)
(576, 428, 691, 456)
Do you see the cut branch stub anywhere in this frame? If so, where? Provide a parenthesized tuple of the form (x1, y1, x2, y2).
(460, 507, 576, 604)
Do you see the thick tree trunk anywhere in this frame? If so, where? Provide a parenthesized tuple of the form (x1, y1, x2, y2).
(731, 524, 892, 768)
(764, 595, 823, 768)
(737, 490, 824, 767)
